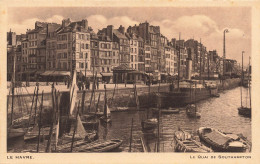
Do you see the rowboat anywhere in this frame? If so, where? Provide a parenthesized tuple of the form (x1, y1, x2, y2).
(141, 118, 157, 133)
(161, 108, 180, 114)
(24, 126, 55, 141)
(211, 93, 220, 97)
(198, 127, 249, 152)
(238, 107, 251, 117)
(82, 119, 99, 131)
(8, 128, 25, 140)
(186, 104, 201, 118)
(55, 139, 123, 152)
(88, 111, 104, 117)
(174, 130, 212, 152)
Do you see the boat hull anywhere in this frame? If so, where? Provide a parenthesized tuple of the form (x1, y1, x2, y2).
(174, 131, 212, 153)
(56, 139, 123, 152)
(238, 107, 251, 117)
(158, 87, 217, 107)
(198, 127, 248, 152)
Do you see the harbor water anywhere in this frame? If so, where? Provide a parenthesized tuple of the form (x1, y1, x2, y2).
(98, 86, 251, 152)
(8, 87, 251, 152)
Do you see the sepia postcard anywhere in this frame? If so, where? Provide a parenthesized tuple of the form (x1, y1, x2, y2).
(0, 0, 260, 163)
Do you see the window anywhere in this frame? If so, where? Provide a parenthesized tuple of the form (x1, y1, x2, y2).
(64, 53, 67, 58)
(86, 44, 89, 49)
(113, 52, 115, 56)
(80, 52, 83, 58)
(63, 62, 67, 69)
(81, 43, 84, 49)
(85, 62, 88, 69)
(85, 53, 88, 59)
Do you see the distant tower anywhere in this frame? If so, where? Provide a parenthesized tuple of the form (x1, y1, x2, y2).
(7, 29, 16, 46)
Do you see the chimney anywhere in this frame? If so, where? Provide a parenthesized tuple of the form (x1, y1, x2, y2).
(62, 18, 71, 28)
(107, 25, 114, 41)
(82, 19, 88, 30)
(118, 25, 125, 34)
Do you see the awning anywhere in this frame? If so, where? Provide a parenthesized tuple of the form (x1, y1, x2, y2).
(36, 71, 44, 75)
(128, 70, 145, 74)
(100, 72, 113, 77)
(41, 71, 55, 76)
(52, 71, 70, 76)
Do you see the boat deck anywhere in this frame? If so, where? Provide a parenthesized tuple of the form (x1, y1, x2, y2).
(204, 130, 230, 145)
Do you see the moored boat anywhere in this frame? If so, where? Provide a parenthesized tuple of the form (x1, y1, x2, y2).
(198, 127, 249, 152)
(238, 107, 251, 117)
(186, 104, 201, 118)
(174, 130, 212, 152)
(161, 108, 180, 114)
(8, 128, 25, 140)
(141, 118, 157, 133)
(24, 126, 55, 141)
(55, 139, 123, 152)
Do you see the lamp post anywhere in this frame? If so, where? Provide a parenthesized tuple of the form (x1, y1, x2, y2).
(223, 29, 229, 78)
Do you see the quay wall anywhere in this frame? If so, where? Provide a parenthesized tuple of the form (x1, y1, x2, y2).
(7, 85, 170, 115)
(7, 78, 240, 115)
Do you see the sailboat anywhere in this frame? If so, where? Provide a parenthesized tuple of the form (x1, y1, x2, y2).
(141, 77, 158, 133)
(7, 53, 25, 140)
(100, 84, 111, 123)
(186, 81, 201, 118)
(238, 55, 251, 117)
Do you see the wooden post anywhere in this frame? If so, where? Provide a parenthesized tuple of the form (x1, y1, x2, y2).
(81, 91, 86, 114)
(129, 118, 134, 152)
(54, 91, 61, 151)
(104, 84, 107, 117)
(96, 93, 101, 114)
(157, 108, 160, 152)
(37, 90, 44, 153)
(27, 87, 36, 129)
(45, 88, 56, 152)
(88, 74, 96, 112)
(10, 86, 15, 126)
(34, 86, 39, 125)
(70, 101, 80, 152)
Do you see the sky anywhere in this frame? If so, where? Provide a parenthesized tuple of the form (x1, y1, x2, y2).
(7, 7, 251, 66)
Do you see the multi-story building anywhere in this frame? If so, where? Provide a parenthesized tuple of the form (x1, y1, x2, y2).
(21, 37, 29, 80)
(137, 36, 145, 72)
(99, 25, 130, 66)
(98, 35, 113, 73)
(144, 44, 151, 72)
(56, 19, 91, 74)
(128, 22, 161, 73)
(7, 45, 22, 81)
(25, 22, 49, 81)
(90, 32, 100, 75)
(126, 33, 139, 70)
(46, 23, 61, 71)
(165, 44, 171, 75)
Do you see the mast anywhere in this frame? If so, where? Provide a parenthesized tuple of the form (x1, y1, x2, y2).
(199, 38, 202, 81)
(249, 56, 251, 109)
(10, 53, 16, 126)
(104, 84, 107, 118)
(208, 52, 210, 80)
(194, 82, 197, 113)
(241, 51, 244, 107)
